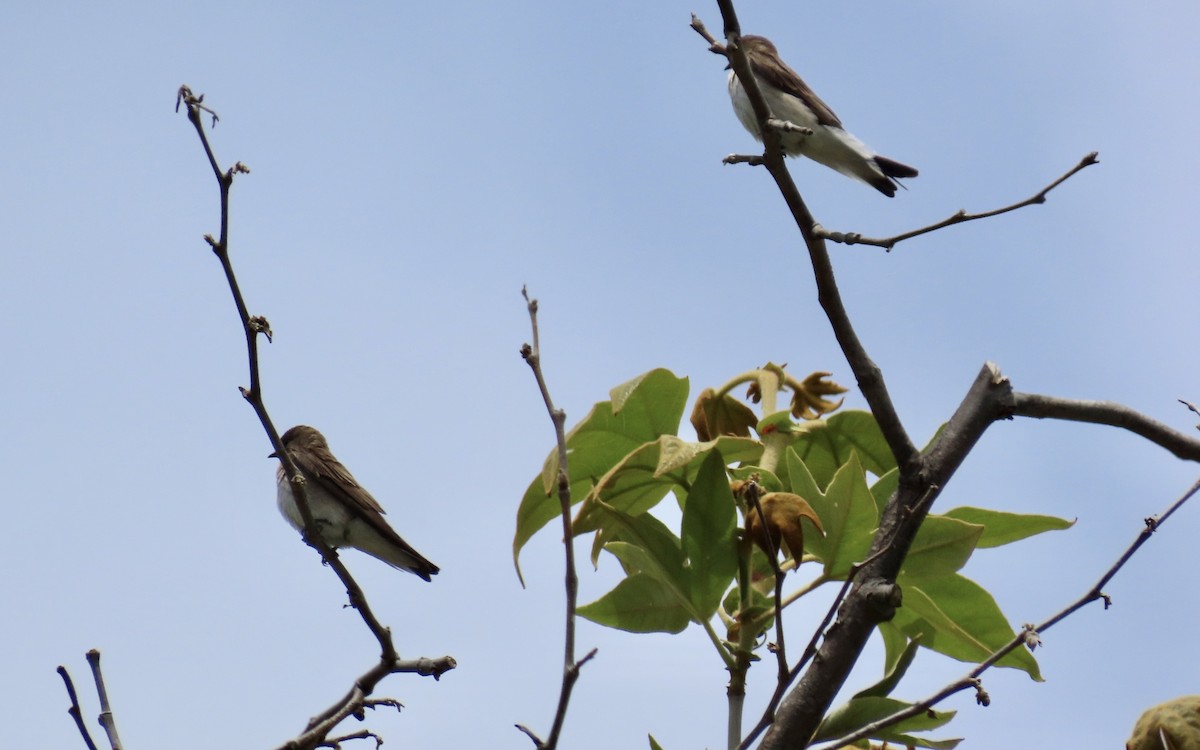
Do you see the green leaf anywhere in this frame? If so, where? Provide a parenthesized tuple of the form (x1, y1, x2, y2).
(572, 435, 761, 533)
(854, 636, 921, 699)
(942, 506, 1074, 548)
(879, 621, 911, 676)
(681, 452, 738, 620)
(892, 573, 1043, 680)
(814, 695, 958, 748)
(900, 516, 984, 580)
(788, 451, 878, 578)
(578, 573, 691, 634)
(789, 410, 896, 489)
(514, 368, 689, 583)
(605, 542, 693, 618)
(590, 507, 687, 585)
(648, 735, 665, 750)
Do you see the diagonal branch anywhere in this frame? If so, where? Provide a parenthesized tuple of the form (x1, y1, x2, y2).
(814, 152, 1099, 251)
(813, 474, 1200, 749)
(759, 363, 1013, 749)
(56, 663, 100, 750)
(178, 85, 453, 750)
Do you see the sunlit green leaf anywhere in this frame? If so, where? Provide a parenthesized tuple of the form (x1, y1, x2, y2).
(942, 506, 1074, 548)
(590, 506, 686, 582)
(682, 452, 738, 619)
(605, 543, 693, 618)
(788, 451, 878, 579)
(789, 410, 895, 489)
(514, 369, 689, 582)
(572, 435, 761, 533)
(892, 573, 1042, 680)
(900, 516, 984, 580)
(814, 695, 958, 748)
(578, 573, 691, 634)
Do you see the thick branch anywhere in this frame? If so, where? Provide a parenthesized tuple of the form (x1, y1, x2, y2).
(814, 153, 1099, 251)
(760, 363, 1013, 749)
(1011, 392, 1200, 461)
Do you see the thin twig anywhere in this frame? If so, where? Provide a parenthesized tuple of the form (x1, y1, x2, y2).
(1012, 392, 1200, 461)
(179, 86, 453, 750)
(519, 287, 593, 750)
(813, 153, 1099, 251)
(56, 664, 99, 750)
(1179, 399, 1200, 430)
(812, 474, 1200, 750)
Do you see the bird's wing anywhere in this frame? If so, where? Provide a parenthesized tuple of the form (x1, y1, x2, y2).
(748, 49, 843, 129)
(291, 447, 389, 517)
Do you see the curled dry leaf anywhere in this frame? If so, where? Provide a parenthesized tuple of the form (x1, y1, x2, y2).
(745, 492, 825, 563)
(788, 371, 848, 420)
(691, 387, 759, 442)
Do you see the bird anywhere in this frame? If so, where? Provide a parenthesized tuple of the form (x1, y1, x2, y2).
(271, 425, 439, 581)
(726, 34, 918, 197)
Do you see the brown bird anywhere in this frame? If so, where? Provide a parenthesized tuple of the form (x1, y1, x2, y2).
(727, 34, 918, 197)
(271, 425, 439, 581)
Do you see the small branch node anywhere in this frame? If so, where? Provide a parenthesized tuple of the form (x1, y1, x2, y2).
(764, 118, 812, 137)
(723, 153, 765, 167)
(177, 84, 219, 125)
(248, 315, 274, 342)
(973, 680, 991, 707)
(1020, 623, 1042, 651)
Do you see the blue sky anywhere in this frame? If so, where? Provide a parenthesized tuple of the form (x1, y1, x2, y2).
(4, 2, 1199, 748)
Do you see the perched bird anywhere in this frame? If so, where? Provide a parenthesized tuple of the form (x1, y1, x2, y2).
(727, 35, 918, 197)
(271, 425, 439, 581)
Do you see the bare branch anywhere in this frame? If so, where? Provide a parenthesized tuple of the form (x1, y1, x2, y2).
(1011, 392, 1200, 461)
(56, 664, 99, 750)
(814, 152, 1099, 251)
(518, 287, 594, 750)
(179, 87, 454, 750)
(84, 650, 124, 750)
(813, 475, 1200, 749)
